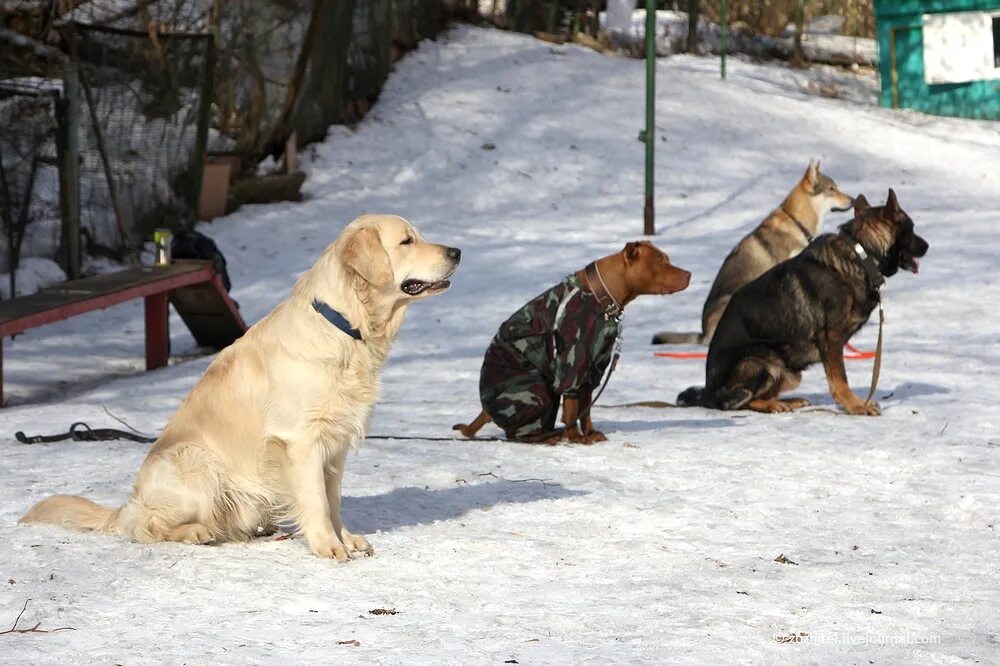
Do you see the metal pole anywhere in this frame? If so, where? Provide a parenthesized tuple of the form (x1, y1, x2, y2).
(58, 61, 81, 280)
(642, 0, 655, 236)
(720, 0, 728, 79)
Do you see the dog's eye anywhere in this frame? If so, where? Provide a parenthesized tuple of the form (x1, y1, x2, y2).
(400, 237, 413, 246)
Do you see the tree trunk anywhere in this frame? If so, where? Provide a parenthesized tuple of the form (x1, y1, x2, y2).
(686, 0, 698, 54)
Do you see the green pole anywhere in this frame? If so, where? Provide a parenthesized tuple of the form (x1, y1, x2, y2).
(643, 0, 655, 236)
(720, 0, 728, 80)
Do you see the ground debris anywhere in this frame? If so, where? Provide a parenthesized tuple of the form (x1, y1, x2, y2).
(774, 553, 799, 565)
(369, 608, 399, 616)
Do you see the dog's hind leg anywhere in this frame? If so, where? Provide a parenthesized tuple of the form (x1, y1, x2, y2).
(116, 444, 223, 545)
(772, 370, 810, 410)
(452, 410, 493, 438)
(712, 355, 780, 411)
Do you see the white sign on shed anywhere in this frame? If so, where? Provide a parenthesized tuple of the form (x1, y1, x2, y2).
(923, 10, 1000, 85)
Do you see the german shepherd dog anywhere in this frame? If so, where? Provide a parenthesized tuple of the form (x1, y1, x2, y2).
(677, 189, 928, 416)
(652, 161, 854, 345)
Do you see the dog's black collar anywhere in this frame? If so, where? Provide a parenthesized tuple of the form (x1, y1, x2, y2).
(312, 299, 363, 341)
(782, 207, 814, 243)
(840, 230, 885, 290)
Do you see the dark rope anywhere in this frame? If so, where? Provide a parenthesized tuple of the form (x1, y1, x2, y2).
(15, 422, 157, 444)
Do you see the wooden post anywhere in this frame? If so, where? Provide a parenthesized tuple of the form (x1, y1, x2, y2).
(144, 291, 169, 370)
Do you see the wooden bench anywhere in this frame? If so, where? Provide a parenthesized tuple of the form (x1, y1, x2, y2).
(0, 260, 247, 406)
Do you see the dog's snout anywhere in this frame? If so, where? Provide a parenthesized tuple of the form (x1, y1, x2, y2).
(446, 247, 462, 263)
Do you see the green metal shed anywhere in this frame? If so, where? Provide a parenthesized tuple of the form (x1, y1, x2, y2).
(874, 0, 1000, 119)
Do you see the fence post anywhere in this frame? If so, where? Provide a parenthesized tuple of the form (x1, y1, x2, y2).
(57, 61, 81, 280)
(720, 0, 728, 80)
(188, 33, 216, 229)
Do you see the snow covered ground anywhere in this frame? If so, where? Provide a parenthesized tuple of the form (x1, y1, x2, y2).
(1, 25, 999, 664)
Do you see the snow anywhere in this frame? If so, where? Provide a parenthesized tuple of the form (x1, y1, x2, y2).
(2, 25, 999, 663)
(0, 257, 66, 300)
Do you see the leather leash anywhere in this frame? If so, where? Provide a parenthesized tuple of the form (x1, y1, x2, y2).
(16, 422, 157, 444)
(864, 298, 884, 405)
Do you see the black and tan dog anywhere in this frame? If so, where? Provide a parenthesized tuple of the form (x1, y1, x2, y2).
(678, 189, 928, 416)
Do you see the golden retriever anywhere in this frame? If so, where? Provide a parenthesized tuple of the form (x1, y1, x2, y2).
(20, 214, 461, 560)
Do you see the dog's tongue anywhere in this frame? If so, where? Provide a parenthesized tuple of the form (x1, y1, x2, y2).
(912, 258, 920, 274)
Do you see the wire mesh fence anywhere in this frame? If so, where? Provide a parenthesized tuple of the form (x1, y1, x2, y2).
(66, 22, 213, 254)
(0, 79, 63, 298)
(1, 0, 446, 295)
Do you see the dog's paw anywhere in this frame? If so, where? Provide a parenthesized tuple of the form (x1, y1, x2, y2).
(308, 534, 350, 561)
(846, 401, 880, 416)
(341, 531, 374, 557)
(581, 430, 607, 444)
(782, 397, 811, 410)
(172, 523, 215, 545)
(748, 399, 795, 414)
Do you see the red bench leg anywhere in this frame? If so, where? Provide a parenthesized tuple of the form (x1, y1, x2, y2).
(145, 292, 169, 370)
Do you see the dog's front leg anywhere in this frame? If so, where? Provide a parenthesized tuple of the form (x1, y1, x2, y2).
(562, 396, 604, 444)
(326, 445, 373, 557)
(558, 396, 582, 443)
(577, 387, 606, 443)
(819, 334, 879, 416)
(285, 441, 349, 560)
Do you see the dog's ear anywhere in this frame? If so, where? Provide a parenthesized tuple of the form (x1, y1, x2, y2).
(623, 241, 643, 263)
(885, 188, 900, 217)
(803, 160, 817, 185)
(853, 193, 870, 215)
(341, 226, 392, 286)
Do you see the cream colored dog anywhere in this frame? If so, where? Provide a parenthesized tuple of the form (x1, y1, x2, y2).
(21, 214, 461, 560)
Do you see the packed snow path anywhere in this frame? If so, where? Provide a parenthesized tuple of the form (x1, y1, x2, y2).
(1, 26, 998, 664)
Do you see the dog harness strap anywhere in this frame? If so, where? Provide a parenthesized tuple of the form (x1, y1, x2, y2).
(583, 262, 622, 318)
(312, 299, 364, 341)
(781, 207, 814, 243)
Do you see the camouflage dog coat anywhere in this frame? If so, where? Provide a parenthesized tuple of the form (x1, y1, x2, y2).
(479, 274, 621, 441)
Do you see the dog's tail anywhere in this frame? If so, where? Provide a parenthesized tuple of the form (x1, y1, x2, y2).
(676, 386, 706, 407)
(651, 331, 707, 345)
(19, 494, 120, 534)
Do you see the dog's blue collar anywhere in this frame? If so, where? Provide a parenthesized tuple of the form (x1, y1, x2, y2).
(312, 299, 363, 341)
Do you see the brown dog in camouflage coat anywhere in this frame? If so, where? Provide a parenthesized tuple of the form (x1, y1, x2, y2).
(453, 241, 691, 444)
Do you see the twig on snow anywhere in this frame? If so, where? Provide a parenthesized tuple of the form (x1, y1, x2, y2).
(0, 599, 75, 636)
(476, 471, 556, 486)
(101, 405, 151, 436)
